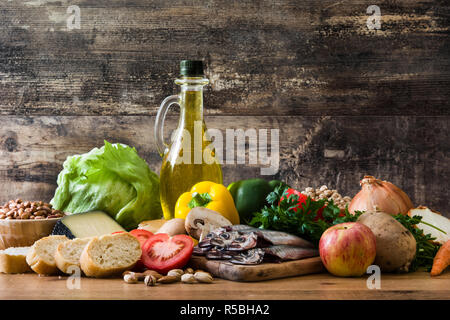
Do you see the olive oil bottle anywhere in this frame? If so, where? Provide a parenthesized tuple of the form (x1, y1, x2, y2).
(155, 60, 223, 219)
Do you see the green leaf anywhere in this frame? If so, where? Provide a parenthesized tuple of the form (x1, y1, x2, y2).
(50, 141, 163, 230)
(188, 192, 212, 209)
(394, 214, 441, 272)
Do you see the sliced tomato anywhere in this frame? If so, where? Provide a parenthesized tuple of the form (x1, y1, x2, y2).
(112, 231, 126, 234)
(130, 229, 154, 247)
(126, 229, 154, 271)
(141, 233, 194, 274)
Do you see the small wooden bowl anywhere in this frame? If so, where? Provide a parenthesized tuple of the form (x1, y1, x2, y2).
(0, 218, 61, 250)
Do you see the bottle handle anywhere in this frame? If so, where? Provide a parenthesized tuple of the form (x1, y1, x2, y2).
(154, 94, 179, 157)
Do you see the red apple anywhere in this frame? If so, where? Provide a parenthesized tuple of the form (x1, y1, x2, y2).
(319, 222, 376, 277)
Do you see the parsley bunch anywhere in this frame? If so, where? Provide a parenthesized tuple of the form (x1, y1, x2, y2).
(249, 185, 361, 244)
(394, 214, 442, 272)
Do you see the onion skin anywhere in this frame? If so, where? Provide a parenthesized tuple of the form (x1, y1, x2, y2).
(349, 176, 414, 216)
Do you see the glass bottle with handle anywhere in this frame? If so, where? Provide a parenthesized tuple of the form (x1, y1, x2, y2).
(155, 60, 223, 220)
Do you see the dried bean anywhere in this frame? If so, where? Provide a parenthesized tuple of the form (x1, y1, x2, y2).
(20, 212, 31, 219)
(0, 199, 66, 220)
(34, 210, 46, 216)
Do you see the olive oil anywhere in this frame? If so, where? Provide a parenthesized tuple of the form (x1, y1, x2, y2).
(155, 61, 223, 219)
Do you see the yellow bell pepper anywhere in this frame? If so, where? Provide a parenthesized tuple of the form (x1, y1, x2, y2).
(174, 181, 240, 225)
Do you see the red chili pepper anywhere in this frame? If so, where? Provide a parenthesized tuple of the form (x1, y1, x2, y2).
(281, 188, 325, 221)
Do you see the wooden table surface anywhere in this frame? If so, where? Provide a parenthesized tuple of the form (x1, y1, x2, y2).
(1, 271, 449, 300)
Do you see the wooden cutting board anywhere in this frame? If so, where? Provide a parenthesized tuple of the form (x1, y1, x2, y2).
(189, 256, 325, 282)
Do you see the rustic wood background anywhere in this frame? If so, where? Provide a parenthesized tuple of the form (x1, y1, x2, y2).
(0, 1, 449, 216)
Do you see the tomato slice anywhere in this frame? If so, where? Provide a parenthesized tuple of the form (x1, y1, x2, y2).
(141, 233, 194, 274)
(126, 229, 154, 271)
(112, 231, 125, 234)
(129, 229, 154, 247)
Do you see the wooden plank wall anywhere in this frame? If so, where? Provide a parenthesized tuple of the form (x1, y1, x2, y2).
(0, 1, 449, 216)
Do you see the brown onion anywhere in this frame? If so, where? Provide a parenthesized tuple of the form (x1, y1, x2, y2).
(349, 175, 414, 215)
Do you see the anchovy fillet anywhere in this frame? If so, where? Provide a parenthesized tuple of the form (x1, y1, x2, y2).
(262, 245, 318, 261)
(200, 225, 314, 249)
(229, 249, 265, 265)
(195, 225, 318, 265)
(227, 225, 315, 248)
(228, 246, 318, 265)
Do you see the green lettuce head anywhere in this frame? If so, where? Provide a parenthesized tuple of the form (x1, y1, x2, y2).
(50, 141, 163, 230)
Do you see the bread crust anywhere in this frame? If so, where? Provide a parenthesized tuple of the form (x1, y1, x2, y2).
(26, 235, 68, 275)
(80, 234, 140, 278)
(0, 251, 32, 274)
(54, 247, 74, 274)
(55, 238, 91, 274)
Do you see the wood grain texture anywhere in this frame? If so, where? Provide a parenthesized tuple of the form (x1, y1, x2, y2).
(0, 115, 448, 216)
(0, 271, 448, 300)
(0, 0, 448, 116)
(189, 256, 325, 282)
(0, 1, 448, 216)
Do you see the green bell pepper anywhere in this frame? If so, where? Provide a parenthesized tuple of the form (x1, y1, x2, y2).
(227, 178, 288, 223)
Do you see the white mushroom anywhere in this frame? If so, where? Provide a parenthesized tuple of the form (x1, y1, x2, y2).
(156, 218, 186, 236)
(185, 207, 232, 241)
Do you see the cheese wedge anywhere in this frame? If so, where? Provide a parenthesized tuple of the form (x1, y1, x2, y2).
(52, 211, 125, 238)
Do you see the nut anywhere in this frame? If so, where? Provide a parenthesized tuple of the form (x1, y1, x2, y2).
(181, 273, 197, 284)
(184, 267, 194, 274)
(122, 270, 162, 281)
(123, 273, 139, 284)
(194, 271, 213, 283)
(144, 275, 157, 286)
(143, 270, 163, 280)
(301, 185, 351, 211)
(157, 275, 180, 284)
(167, 269, 184, 278)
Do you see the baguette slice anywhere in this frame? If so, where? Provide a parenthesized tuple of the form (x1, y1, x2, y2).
(26, 235, 68, 275)
(55, 238, 92, 274)
(408, 206, 450, 245)
(0, 247, 32, 274)
(80, 233, 141, 278)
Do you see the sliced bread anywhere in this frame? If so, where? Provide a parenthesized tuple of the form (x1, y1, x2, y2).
(0, 247, 32, 274)
(26, 235, 68, 275)
(80, 232, 141, 278)
(55, 237, 92, 274)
